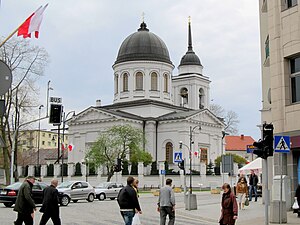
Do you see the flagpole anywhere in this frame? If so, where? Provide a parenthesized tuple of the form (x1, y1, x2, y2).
(0, 24, 23, 48)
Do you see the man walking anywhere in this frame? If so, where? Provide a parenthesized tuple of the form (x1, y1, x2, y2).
(39, 178, 61, 225)
(117, 176, 142, 225)
(249, 170, 259, 202)
(157, 178, 175, 225)
(14, 176, 37, 225)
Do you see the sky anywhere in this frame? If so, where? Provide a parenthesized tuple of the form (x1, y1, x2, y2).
(0, 0, 262, 139)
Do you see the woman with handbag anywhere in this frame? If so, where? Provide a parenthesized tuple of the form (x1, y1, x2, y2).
(236, 177, 248, 210)
(294, 184, 300, 218)
(219, 183, 238, 225)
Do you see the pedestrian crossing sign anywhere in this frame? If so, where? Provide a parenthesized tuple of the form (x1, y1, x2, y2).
(173, 152, 183, 163)
(274, 136, 290, 153)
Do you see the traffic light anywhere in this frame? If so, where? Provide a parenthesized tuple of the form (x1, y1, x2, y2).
(178, 160, 185, 170)
(49, 104, 62, 124)
(263, 123, 274, 157)
(114, 158, 122, 172)
(252, 123, 274, 159)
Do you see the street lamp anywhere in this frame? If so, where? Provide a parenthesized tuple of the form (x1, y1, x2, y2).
(37, 105, 44, 175)
(46, 80, 53, 117)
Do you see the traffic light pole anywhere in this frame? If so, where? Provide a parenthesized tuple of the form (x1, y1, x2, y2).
(263, 158, 269, 225)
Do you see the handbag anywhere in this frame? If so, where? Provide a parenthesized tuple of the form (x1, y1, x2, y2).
(132, 213, 141, 225)
(244, 198, 249, 206)
(292, 198, 299, 210)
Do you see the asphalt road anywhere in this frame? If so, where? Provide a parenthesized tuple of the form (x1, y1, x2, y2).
(0, 193, 218, 225)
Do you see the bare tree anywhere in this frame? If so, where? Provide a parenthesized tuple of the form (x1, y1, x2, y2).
(210, 103, 239, 135)
(0, 38, 49, 184)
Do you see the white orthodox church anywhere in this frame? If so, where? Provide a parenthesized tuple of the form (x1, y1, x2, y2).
(67, 20, 225, 170)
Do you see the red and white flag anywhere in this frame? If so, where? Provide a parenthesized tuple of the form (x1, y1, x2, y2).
(17, 4, 48, 38)
(68, 144, 74, 151)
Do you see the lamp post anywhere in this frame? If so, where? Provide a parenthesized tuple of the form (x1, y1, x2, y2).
(37, 105, 44, 175)
(46, 80, 53, 117)
(61, 111, 75, 182)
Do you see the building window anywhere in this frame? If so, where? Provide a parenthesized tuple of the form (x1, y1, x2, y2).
(114, 74, 118, 94)
(265, 35, 269, 59)
(135, 72, 143, 90)
(48, 141, 51, 146)
(42, 141, 45, 145)
(164, 74, 169, 92)
(200, 148, 208, 164)
(291, 57, 300, 103)
(48, 134, 51, 138)
(180, 87, 188, 106)
(282, 0, 297, 10)
(199, 88, 205, 109)
(22, 140, 26, 145)
(123, 73, 128, 92)
(151, 72, 158, 91)
(42, 133, 45, 137)
(165, 142, 173, 164)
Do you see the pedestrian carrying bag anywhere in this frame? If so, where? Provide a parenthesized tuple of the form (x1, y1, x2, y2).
(244, 198, 249, 206)
(292, 199, 299, 209)
(132, 213, 141, 225)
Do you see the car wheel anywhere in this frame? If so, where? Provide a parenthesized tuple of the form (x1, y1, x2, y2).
(4, 202, 13, 207)
(72, 200, 78, 203)
(110, 197, 115, 200)
(87, 194, 94, 202)
(98, 193, 106, 201)
(60, 195, 70, 206)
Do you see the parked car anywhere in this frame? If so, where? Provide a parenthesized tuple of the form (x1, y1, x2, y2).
(95, 182, 124, 201)
(0, 181, 48, 207)
(57, 181, 95, 206)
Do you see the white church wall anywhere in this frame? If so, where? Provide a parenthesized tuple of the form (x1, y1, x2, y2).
(121, 105, 175, 118)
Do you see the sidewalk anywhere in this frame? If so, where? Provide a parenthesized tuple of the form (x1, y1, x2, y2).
(176, 192, 300, 225)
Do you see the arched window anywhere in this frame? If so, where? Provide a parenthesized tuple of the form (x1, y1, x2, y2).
(199, 88, 204, 109)
(151, 72, 158, 91)
(164, 74, 169, 92)
(114, 74, 118, 94)
(180, 87, 188, 106)
(123, 73, 128, 92)
(165, 142, 173, 164)
(136, 72, 143, 90)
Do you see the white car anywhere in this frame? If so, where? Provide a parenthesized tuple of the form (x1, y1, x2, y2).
(95, 182, 124, 201)
(57, 181, 96, 206)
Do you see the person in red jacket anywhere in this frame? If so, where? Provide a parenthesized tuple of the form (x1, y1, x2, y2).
(219, 183, 238, 225)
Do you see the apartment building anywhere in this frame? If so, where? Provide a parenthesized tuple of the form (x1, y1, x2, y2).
(259, 0, 300, 201)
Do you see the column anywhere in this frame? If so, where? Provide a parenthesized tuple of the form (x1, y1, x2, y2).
(81, 163, 87, 181)
(28, 165, 34, 176)
(138, 162, 144, 187)
(68, 163, 74, 180)
(54, 164, 61, 178)
(17, 166, 23, 178)
(97, 166, 103, 182)
(199, 162, 206, 188)
(40, 165, 47, 178)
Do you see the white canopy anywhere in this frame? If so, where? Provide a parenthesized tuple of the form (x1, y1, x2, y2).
(238, 157, 262, 174)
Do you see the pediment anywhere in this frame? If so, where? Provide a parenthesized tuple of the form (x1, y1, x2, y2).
(71, 107, 117, 123)
(189, 109, 225, 127)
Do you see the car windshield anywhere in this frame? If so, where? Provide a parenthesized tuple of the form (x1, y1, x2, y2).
(57, 181, 73, 188)
(95, 183, 110, 188)
(6, 182, 22, 189)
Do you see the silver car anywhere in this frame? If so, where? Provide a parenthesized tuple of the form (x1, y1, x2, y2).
(95, 182, 124, 201)
(57, 181, 96, 206)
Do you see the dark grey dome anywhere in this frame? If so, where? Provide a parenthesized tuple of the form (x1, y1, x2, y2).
(179, 20, 202, 67)
(115, 22, 172, 65)
(180, 50, 202, 66)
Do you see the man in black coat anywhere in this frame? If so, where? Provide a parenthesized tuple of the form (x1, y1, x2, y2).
(14, 176, 37, 225)
(117, 176, 142, 225)
(39, 178, 61, 225)
(249, 170, 259, 202)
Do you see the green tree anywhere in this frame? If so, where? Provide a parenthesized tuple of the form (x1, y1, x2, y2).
(86, 124, 152, 181)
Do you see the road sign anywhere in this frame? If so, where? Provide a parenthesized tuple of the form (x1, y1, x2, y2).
(173, 152, 183, 163)
(247, 145, 258, 153)
(160, 170, 166, 175)
(274, 136, 290, 153)
(50, 97, 62, 104)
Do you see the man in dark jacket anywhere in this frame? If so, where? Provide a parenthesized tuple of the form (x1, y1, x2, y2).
(117, 176, 142, 225)
(39, 178, 61, 225)
(14, 176, 37, 225)
(249, 170, 259, 202)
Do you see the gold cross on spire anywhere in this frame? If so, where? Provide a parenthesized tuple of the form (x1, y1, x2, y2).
(142, 12, 145, 23)
(188, 16, 191, 24)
